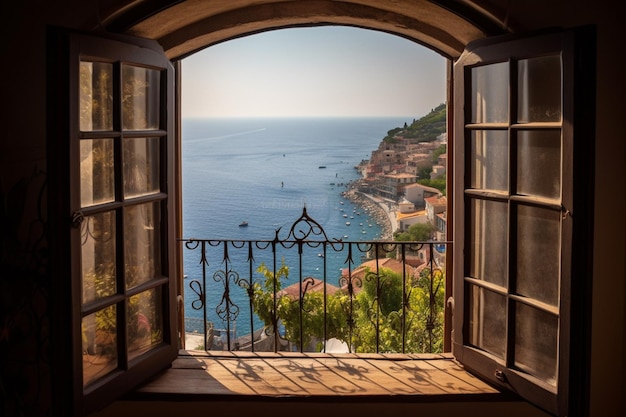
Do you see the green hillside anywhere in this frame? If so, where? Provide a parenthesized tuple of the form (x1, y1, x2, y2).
(384, 103, 446, 143)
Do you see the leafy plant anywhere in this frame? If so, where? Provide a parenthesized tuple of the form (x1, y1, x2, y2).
(252, 260, 445, 353)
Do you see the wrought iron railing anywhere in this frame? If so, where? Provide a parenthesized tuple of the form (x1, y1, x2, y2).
(181, 207, 448, 354)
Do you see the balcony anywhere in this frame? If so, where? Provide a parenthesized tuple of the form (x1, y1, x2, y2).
(180, 207, 448, 354)
(127, 208, 538, 416)
(125, 210, 517, 411)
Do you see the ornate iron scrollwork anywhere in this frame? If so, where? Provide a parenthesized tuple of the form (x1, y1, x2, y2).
(181, 207, 448, 354)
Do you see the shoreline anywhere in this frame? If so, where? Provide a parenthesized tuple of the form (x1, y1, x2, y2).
(341, 182, 397, 240)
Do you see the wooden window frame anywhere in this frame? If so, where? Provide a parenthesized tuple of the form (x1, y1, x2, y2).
(452, 28, 595, 417)
(48, 29, 179, 417)
(46, 25, 594, 417)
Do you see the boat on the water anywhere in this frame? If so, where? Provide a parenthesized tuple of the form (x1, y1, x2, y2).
(239, 221, 248, 227)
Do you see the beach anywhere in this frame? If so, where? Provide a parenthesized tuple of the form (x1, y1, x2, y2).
(341, 181, 397, 240)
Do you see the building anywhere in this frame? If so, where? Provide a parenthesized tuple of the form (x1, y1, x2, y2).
(371, 172, 418, 201)
(396, 209, 429, 233)
(2, 2, 624, 417)
(278, 278, 340, 299)
(404, 152, 432, 175)
(425, 195, 447, 224)
(434, 211, 447, 241)
(404, 183, 441, 208)
(430, 164, 446, 179)
(341, 258, 417, 288)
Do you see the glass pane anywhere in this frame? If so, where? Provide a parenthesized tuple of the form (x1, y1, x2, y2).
(514, 303, 558, 385)
(80, 139, 115, 207)
(470, 130, 509, 191)
(82, 305, 118, 386)
(468, 285, 507, 359)
(123, 137, 160, 198)
(81, 212, 117, 304)
(516, 130, 561, 200)
(469, 199, 508, 287)
(124, 202, 161, 289)
(128, 287, 164, 360)
(516, 205, 560, 306)
(471, 62, 509, 123)
(122, 65, 160, 130)
(517, 55, 561, 123)
(79, 61, 113, 131)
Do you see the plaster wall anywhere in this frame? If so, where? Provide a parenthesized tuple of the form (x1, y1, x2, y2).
(1, 1, 624, 416)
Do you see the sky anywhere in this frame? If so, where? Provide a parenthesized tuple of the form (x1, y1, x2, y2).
(182, 26, 447, 119)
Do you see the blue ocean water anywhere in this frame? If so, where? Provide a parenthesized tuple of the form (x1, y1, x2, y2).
(181, 117, 408, 335)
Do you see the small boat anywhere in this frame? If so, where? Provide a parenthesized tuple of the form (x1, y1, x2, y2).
(319, 166, 326, 169)
(343, 214, 348, 218)
(346, 222, 351, 226)
(239, 221, 248, 227)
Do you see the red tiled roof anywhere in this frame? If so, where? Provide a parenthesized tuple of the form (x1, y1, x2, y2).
(278, 278, 340, 299)
(341, 258, 415, 281)
(339, 258, 418, 293)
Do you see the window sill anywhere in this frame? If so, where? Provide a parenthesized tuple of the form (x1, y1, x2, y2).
(92, 351, 553, 417)
(129, 350, 510, 402)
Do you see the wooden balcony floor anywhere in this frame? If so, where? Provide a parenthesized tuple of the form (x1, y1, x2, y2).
(135, 350, 503, 401)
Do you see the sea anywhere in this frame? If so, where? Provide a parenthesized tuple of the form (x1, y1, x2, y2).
(181, 117, 409, 337)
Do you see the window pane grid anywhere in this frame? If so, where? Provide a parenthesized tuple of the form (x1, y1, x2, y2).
(464, 57, 563, 383)
(79, 59, 167, 388)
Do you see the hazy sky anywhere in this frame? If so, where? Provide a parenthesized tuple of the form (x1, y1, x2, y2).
(182, 26, 447, 118)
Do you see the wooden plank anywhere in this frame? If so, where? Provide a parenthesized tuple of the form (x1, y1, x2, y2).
(136, 353, 501, 399)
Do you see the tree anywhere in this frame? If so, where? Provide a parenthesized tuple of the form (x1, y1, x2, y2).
(252, 262, 445, 354)
(394, 223, 436, 242)
(350, 266, 445, 353)
(417, 177, 446, 195)
(417, 166, 432, 180)
(253, 261, 328, 350)
(432, 144, 446, 162)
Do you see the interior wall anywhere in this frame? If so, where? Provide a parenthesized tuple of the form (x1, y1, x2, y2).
(1, 1, 624, 416)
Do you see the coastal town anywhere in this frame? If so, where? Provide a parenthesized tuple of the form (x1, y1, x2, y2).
(343, 104, 448, 243)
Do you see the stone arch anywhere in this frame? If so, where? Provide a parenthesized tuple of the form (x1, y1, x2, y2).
(100, 0, 511, 60)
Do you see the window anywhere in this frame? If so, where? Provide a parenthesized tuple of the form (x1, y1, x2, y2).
(59, 32, 179, 415)
(52, 27, 593, 417)
(452, 29, 594, 416)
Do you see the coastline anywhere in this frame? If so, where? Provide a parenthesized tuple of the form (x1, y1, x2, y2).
(341, 182, 397, 240)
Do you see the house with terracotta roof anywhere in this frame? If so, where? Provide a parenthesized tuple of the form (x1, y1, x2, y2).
(340, 257, 419, 294)
(404, 183, 441, 209)
(396, 208, 428, 233)
(425, 195, 447, 224)
(277, 278, 340, 299)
